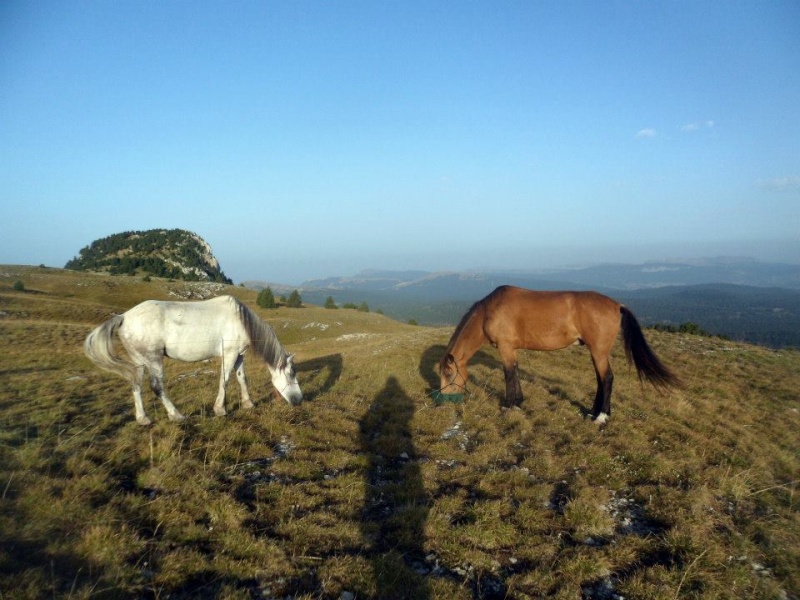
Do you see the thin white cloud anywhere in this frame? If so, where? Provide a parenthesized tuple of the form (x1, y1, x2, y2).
(757, 176, 800, 192)
(681, 120, 715, 132)
(636, 128, 657, 139)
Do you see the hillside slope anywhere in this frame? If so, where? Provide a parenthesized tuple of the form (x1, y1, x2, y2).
(1, 265, 798, 599)
(291, 278, 800, 348)
(64, 228, 232, 283)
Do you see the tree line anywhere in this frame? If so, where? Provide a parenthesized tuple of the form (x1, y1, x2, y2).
(257, 287, 303, 308)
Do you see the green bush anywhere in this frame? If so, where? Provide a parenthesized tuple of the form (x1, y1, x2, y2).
(257, 287, 277, 309)
(286, 290, 303, 308)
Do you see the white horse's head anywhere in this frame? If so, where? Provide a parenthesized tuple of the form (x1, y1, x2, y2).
(270, 354, 303, 405)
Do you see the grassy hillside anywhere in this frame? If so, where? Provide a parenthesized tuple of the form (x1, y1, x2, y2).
(1, 266, 799, 599)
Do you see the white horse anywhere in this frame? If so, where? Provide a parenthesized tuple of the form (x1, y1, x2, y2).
(84, 295, 302, 425)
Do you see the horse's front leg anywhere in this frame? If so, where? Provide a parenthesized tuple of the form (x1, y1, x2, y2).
(502, 367, 524, 407)
(500, 348, 524, 408)
(234, 355, 254, 410)
(214, 351, 238, 416)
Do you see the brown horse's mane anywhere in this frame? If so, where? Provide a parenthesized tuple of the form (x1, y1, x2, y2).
(440, 286, 508, 369)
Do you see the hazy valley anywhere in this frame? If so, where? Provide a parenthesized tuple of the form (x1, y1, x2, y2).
(248, 258, 800, 349)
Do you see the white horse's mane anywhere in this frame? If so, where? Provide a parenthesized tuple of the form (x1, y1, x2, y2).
(233, 298, 288, 368)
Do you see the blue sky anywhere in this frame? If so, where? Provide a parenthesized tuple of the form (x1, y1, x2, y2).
(1, 1, 798, 284)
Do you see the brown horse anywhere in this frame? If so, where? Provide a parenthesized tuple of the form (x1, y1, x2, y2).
(438, 286, 680, 424)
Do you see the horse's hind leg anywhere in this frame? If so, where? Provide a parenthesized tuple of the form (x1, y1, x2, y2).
(590, 353, 614, 425)
(147, 358, 185, 422)
(131, 365, 152, 426)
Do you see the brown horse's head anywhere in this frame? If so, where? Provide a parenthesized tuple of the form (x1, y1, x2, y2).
(439, 352, 468, 394)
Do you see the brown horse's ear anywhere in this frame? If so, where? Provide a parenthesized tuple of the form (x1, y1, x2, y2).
(441, 353, 456, 374)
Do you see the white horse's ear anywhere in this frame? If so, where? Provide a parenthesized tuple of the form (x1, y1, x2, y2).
(279, 354, 295, 371)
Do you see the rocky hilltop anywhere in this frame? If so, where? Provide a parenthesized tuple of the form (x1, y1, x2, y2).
(64, 229, 232, 283)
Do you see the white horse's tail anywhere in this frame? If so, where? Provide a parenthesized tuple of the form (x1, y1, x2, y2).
(84, 315, 137, 383)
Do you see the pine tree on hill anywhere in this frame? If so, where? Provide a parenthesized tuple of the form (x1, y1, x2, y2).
(258, 287, 277, 309)
(286, 290, 303, 308)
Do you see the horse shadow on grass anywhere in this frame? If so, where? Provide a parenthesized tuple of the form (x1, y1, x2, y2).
(296, 353, 343, 401)
(419, 344, 505, 398)
(419, 344, 590, 415)
(359, 376, 430, 599)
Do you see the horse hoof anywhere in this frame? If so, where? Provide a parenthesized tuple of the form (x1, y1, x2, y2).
(214, 408, 227, 417)
(169, 413, 186, 423)
(593, 413, 609, 426)
(137, 416, 152, 426)
(241, 402, 254, 411)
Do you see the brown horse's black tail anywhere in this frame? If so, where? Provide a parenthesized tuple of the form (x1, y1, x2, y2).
(620, 306, 681, 391)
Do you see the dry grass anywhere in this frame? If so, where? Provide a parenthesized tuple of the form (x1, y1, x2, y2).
(1, 265, 798, 599)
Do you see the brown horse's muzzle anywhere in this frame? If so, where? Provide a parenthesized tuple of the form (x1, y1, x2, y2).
(439, 353, 467, 395)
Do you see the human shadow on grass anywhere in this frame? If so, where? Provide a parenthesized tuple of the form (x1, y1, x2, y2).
(0, 537, 100, 598)
(359, 376, 430, 599)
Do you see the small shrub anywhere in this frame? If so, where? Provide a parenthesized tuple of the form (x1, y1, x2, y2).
(13, 280, 24, 291)
(286, 290, 303, 308)
(257, 287, 277, 309)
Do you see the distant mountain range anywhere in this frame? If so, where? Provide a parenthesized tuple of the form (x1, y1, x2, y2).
(245, 258, 800, 348)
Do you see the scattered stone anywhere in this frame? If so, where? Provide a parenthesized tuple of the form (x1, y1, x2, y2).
(606, 491, 665, 537)
(751, 562, 773, 577)
(436, 459, 459, 469)
(441, 422, 462, 440)
(275, 436, 294, 458)
(582, 576, 624, 600)
(411, 561, 429, 575)
(336, 333, 377, 342)
(582, 537, 604, 547)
